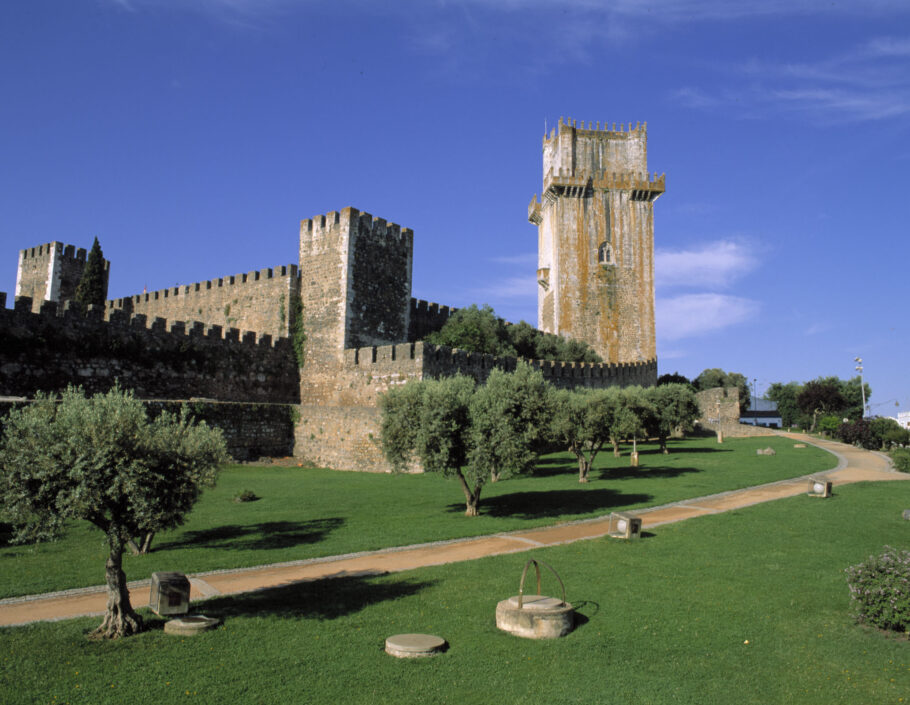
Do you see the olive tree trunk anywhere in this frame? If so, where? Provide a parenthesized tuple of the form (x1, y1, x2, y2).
(127, 531, 155, 556)
(455, 471, 482, 517)
(92, 532, 143, 639)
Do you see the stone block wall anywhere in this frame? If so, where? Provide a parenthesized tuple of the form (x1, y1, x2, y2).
(0, 399, 296, 462)
(146, 401, 296, 460)
(0, 294, 299, 403)
(106, 265, 300, 342)
(695, 387, 772, 437)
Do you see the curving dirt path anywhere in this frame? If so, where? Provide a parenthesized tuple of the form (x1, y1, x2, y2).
(1, 432, 906, 627)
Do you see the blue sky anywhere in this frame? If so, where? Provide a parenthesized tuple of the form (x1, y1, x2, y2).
(1, 0, 908, 414)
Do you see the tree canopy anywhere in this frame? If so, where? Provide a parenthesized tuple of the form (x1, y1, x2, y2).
(551, 387, 621, 482)
(424, 304, 601, 363)
(767, 376, 871, 429)
(643, 383, 700, 454)
(73, 236, 108, 308)
(656, 372, 694, 389)
(0, 386, 228, 638)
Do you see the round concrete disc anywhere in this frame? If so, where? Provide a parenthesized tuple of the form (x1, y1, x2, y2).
(385, 633, 447, 658)
(506, 595, 566, 611)
(163, 614, 221, 636)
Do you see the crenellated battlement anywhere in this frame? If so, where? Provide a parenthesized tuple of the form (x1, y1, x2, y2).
(19, 241, 89, 262)
(408, 297, 457, 341)
(107, 264, 299, 309)
(2, 294, 290, 350)
(300, 207, 414, 244)
(0, 293, 298, 403)
(338, 339, 656, 389)
(543, 117, 647, 143)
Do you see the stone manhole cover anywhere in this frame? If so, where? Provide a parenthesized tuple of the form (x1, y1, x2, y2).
(384, 633, 447, 658)
(163, 614, 221, 636)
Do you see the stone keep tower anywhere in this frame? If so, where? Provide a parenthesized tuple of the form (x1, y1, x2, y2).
(529, 118, 664, 370)
(16, 241, 110, 311)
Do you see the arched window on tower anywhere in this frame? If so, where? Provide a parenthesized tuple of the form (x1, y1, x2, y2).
(598, 242, 613, 266)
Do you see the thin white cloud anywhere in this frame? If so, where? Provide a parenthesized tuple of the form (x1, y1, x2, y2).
(473, 275, 537, 301)
(657, 293, 760, 341)
(656, 240, 758, 290)
(489, 252, 537, 266)
(674, 35, 910, 123)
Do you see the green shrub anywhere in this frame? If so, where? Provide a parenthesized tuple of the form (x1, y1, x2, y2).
(889, 448, 910, 473)
(845, 546, 910, 632)
(233, 489, 259, 503)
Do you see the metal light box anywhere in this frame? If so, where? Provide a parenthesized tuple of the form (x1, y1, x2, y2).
(607, 512, 642, 540)
(807, 477, 833, 498)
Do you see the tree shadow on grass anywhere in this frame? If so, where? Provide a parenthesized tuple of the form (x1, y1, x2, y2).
(530, 457, 576, 478)
(651, 445, 733, 454)
(155, 518, 344, 553)
(595, 465, 701, 481)
(447, 489, 652, 519)
(193, 573, 437, 621)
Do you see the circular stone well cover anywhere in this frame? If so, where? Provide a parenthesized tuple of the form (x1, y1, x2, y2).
(384, 633, 447, 658)
(163, 614, 221, 636)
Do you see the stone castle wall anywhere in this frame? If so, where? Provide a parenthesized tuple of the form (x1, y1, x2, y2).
(294, 339, 658, 472)
(695, 387, 772, 438)
(106, 265, 300, 342)
(0, 398, 296, 462)
(0, 293, 298, 404)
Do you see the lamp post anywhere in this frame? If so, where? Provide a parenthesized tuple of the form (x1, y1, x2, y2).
(854, 357, 867, 418)
(752, 378, 757, 425)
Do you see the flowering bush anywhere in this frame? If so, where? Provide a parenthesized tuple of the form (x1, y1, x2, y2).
(845, 546, 910, 632)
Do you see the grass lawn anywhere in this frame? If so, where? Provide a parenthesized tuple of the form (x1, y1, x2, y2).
(1, 481, 908, 704)
(0, 435, 836, 598)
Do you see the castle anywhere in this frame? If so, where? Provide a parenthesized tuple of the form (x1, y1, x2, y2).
(2, 121, 662, 471)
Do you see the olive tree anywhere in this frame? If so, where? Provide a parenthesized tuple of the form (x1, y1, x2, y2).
(643, 383, 700, 454)
(467, 363, 554, 487)
(0, 386, 228, 638)
(380, 364, 553, 516)
(381, 374, 477, 510)
(551, 388, 619, 482)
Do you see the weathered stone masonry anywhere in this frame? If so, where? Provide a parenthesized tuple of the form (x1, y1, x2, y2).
(0, 292, 299, 459)
(6, 121, 663, 470)
(106, 264, 301, 343)
(529, 118, 662, 372)
(16, 242, 110, 309)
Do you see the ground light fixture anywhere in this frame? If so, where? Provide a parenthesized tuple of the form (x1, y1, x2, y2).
(608, 511, 643, 539)
(807, 477, 833, 498)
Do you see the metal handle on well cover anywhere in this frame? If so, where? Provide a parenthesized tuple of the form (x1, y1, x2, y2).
(517, 558, 566, 609)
